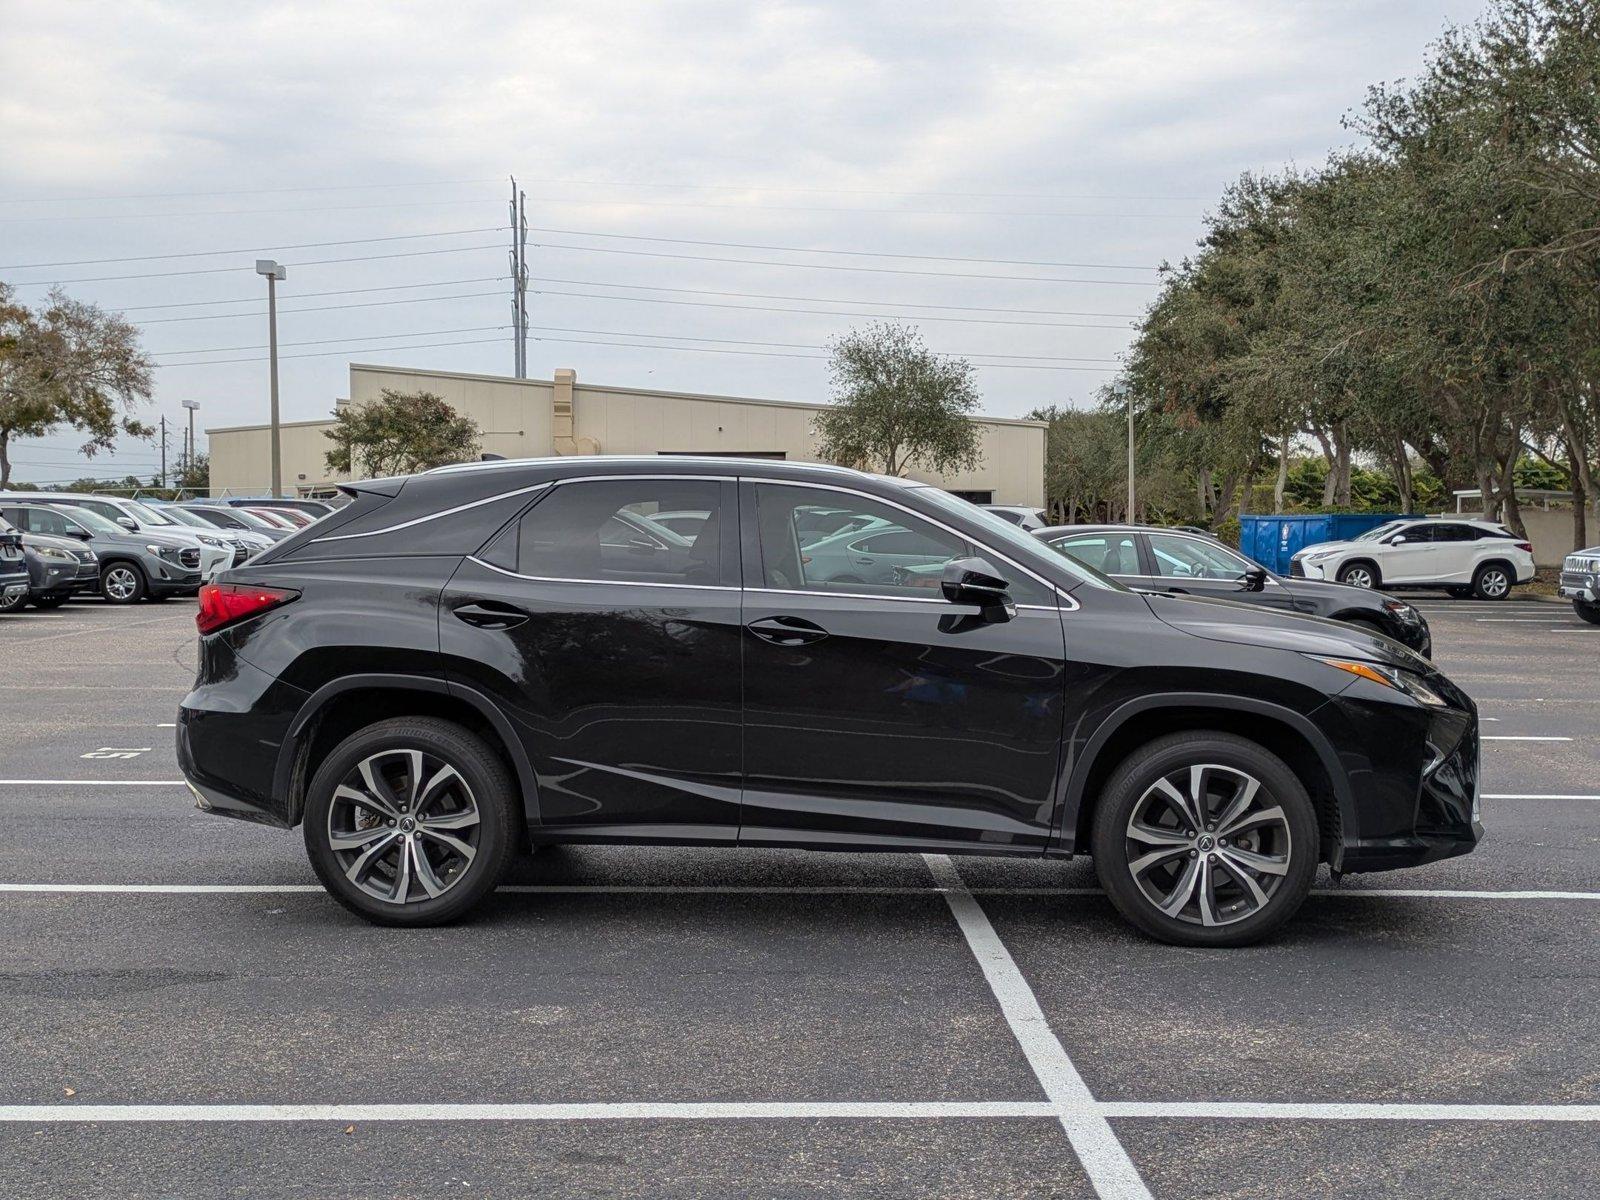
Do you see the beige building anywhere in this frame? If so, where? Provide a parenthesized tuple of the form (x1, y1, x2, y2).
(206, 364, 1047, 505)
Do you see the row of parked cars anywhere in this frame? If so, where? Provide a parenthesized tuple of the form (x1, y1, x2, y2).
(0, 492, 339, 612)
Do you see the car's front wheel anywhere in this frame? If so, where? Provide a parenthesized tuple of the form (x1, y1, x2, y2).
(1472, 562, 1513, 600)
(1336, 561, 1379, 589)
(0, 588, 27, 614)
(1092, 732, 1319, 947)
(1576, 600, 1600, 626)
(100, 562, 146, 604)
(303, 717, 516, 926)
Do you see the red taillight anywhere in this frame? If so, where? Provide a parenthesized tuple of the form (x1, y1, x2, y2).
(196, 582, 298, 635)
(1516, 542, 1533, 553)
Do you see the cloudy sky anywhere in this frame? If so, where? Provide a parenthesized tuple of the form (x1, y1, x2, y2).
(1, 0, 1485, 485)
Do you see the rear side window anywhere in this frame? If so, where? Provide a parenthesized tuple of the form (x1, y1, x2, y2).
(1431, 524, 1474, 542)
(1048, 533, 1137, 575)
(502, 479, 729, 586)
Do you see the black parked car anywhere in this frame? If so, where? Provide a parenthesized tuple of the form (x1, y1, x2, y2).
(0, 517, 30, 612)
(180, 459, 1481, 947)
(1036, 524, 1431, 657)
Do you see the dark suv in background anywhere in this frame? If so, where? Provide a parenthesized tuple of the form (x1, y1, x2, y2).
(180, 458, 1481, 947)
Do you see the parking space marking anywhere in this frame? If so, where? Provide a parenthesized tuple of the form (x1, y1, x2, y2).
(1482, 736, 1572, 742)
(0, 780, 186, 786)
(0, 1101, 1056, 1125)
(1101, 1101, 1600, 1123)
(924, 854, 1153, 1200)
(2, 614, 181, 647)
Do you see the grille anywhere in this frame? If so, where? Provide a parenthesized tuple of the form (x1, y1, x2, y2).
(232, 545, 248, 565)
(178, 548, 201, 569)
(1289, 559, 1306, 577)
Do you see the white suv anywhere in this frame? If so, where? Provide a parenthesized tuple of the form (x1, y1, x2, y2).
(1290, 518, 1535, 600)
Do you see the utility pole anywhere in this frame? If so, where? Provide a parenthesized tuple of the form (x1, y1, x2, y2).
(182, 399, 200, 493)
(159, 416, 168, 489)
(1126, 391, 1136, 521)
(255, 260, 286, 497)
(509, 176, 528, 377)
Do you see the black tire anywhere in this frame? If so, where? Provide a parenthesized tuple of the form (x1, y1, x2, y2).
(1340, 615, 1389, 639)
(303, 717, 517, 927)
(1336, 560, 1379, 589)
(1576, 601, 1600, 626)
(29, 594, 70, 610)
(99, 561, 147, 604)
(1091, 732, 1319, 948)
(146, 592, 171, 603)
(1471, 561, 1513, 601)
(1446, 586, 1472, 599)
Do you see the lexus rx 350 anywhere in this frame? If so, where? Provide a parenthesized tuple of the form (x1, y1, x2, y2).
(179, 458, 1483, 947)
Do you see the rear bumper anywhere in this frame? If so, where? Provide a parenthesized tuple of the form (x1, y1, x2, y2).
(178, 648, 308, 828)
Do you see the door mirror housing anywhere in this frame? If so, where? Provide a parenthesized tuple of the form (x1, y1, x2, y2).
(1241, 566, 1269, 592)
(1388, 534, 1407, 545)
(941, 556, 1015, 622)
(115, 516, 138, 531)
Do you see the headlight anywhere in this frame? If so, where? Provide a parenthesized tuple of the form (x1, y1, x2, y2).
(146, 544, 163, 555)
(1314, 657, 1449, 706)
(1382, 599, 1421, 624)
(1305, 550, 1336, 561)
(38, 546, 74, 563)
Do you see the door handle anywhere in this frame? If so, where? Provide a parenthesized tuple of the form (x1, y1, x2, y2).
(746, 615, 829, 647)
(452, 601, 530, 630)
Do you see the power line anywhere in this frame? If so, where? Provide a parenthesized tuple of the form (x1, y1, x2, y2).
(0, 179, 500, 205)
(154, 335, 512, 368)
(0, 198, 500, 224)
(135, 289, 504, 325)
(153, 325, 508, 358)
(527, 335, 1117, 372)
(10, 244, 504, 287)
(524, 225, 1158, 271)
(527, 276, 1144, 318)
(0, 228, 506, 270)
(532, 242, 1160, 285)
(517, 324, 1121, 362)
(530, 286, 1134, 330)
(114, 277, 507, 312)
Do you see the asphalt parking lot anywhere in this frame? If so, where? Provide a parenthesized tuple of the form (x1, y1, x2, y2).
(2, 594, 1597, 1199)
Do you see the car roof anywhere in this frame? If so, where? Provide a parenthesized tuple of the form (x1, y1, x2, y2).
(1036, 523, 1220, 538)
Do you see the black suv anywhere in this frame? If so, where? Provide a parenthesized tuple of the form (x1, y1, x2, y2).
(179, 458, 1482, 946)
(1036, 524, 1431, 656)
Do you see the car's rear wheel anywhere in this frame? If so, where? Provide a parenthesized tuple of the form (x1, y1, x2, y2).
(100, 562, 146, 604)
(1576, 600, 1600, 626)
(1092, 732, 1319, 947)
(303, 717, 516, 926)
(0, 588, 27, 614)
(1336, 561, 1379, 589)
(1472, 562, 1512, 600)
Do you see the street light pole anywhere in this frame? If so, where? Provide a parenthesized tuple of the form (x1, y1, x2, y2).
(255, 260, 286, 498)
(181, 399, 200, 494)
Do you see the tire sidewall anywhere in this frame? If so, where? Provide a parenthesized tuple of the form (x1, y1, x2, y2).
(1092, 733, 1320, 947)
(1576, 601, 1600, 626)
(303, 718, 516, 926)
(1473, 563, 1511, 600)
(1337, 562, 1377, 589)
(101, 563, 146, 604)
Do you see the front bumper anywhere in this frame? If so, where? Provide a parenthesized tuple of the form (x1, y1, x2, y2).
(1560, 571, 1596, 603)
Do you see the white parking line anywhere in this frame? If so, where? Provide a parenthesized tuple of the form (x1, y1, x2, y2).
(0, 780, 186, 786)
(924, 853, 1153, 1200)
(1100, 1101, 1600, 1123)
(1482, 736, 1573, 742)
(3, 614, 180, 647)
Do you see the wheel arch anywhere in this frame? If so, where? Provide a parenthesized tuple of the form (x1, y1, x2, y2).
(1474, 557, 1517, 582)
(272, 673, 538, 830)
(1336, 557, 1380, 585)
(1057, 693, 1352, 870)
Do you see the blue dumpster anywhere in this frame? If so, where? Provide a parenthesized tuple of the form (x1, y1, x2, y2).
(1238, 513, 1402, 575)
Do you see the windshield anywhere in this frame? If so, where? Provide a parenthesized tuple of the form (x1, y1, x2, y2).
(124, 500, 178, 527)
(160, 506, 214, 530)
(1355, 521, 1405, 542)
(44, 504, 121, 535)
(910, 486, 1124, 591)
(217, 508, 276, 530)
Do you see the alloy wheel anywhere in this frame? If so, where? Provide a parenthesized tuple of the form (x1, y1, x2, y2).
(1124, 764, 1292, 927)
(103, 567, 139, 602)
(1478, 568, 1509, 598)
(327, 748, 482, 905)
(1341, 566, 1374, 589)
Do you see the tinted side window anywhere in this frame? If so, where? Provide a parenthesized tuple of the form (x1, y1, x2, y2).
(754, 484, 1053, 604)
(1147, 532, 1248, 578)
(1048, 533, 1137, 575)
(1432, 524, 1473, 542)
(1395, 524, 1434, 544)
(510, 479, 727, 586)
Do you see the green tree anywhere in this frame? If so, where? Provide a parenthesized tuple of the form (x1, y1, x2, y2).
(323, 389, 481, 478)
(0, 284, 154, 487)
(813, 322, 983, 477)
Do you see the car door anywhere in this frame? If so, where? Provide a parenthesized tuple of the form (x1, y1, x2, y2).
(1381, 522, 1435, 583)
(1429, 523, 1477, 583)
(1142, 531, 1294, 610)
(439, 474, 744, 842)
(739, 480, 1068, 852)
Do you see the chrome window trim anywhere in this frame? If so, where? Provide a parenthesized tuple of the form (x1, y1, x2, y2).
(467, 555, 739, 592)
(740, 476, 1076, 607)
(314, 482, 553, 543)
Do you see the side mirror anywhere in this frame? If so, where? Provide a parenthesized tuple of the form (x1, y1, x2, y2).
(1388, 535, 1407, 545)
(116, 516, 137, 531)
(941, 556, 1015, 623)
(70, 528, 92, 540)
(1242, 566, 1268, 592)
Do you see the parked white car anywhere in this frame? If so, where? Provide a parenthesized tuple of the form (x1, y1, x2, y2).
(1289, 517, 1535, 600)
